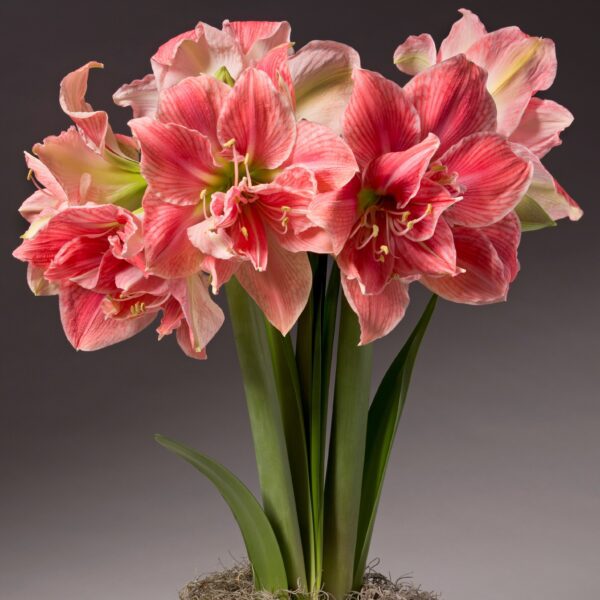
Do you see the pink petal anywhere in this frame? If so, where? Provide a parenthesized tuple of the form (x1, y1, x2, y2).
(438, 8, 487, 60)
(422, 213, 521, 304)
(510, 144, 582, 222)
(255, 43, 295, 103)
(393, 34, 437, 75)
(27, 264, 59, 296)
(342, 276, 410, 345)
(169, 275, 225, 354)
(32, 128, 146, 207)
(157, 75, 230, 149)
(235, 241, 312, 335)
(217, 68, 296, 169)
(176, 322, 208, 359)
(393, 218, 458, 278)
(152, 22, 244, 89)
(188, 216, 237, 261)
(24, 151, 67, 203)
(284, 120, 357, 193)
(201, 255, 240, 292)
(466, 27, 557, 136)
(113, 74, 159, 119)
(59, 283, 154, 351)
(18, 190, 60, 224)
(405, 55, 497, 156)
(441, 133, 532, 228)
(308, 176, 361, 255)
(59, 62, 116, 152)
(509, 97, 573, 158)
(404, 179, 459, 242)
(223, 20, 291, 60)
(129, 117, 221, 205)
(143, 194, 205, 278)
(289, 40, 360, 134)
(363, 133, 440, 204)
(344, 69, 420, 169)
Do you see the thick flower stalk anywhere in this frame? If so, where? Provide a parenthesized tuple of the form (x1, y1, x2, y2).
(13, 14, 581, 600)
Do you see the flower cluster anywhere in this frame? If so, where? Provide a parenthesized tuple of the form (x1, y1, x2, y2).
(14, 13, 581, 355)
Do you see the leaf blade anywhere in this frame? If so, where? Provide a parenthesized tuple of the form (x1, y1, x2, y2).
(155, 435, 288, 593)
(353, 295, 438, 586)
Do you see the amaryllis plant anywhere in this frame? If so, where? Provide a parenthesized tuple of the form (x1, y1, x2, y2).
(14, 11, 581, 599)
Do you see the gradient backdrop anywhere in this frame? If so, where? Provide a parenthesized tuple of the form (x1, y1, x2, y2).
(1, 1, 598, 598)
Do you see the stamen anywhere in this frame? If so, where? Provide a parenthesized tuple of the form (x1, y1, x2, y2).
(240, 226, 249, 240)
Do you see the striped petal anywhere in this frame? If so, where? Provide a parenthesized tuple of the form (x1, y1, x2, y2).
(394, 34, 436, 75)
(405, 55, 497, 156)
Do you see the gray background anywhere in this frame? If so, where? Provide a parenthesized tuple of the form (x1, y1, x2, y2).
(1, 1, 598, 598)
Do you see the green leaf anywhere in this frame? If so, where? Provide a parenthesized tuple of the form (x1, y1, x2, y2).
(353, 295, 437, 587)
(264, 322, 314, 586)
(323, 297, 373, 599)
(226, 278, 307, 590)
(155, 435, 288, 593)
(516, 195, 557, 232)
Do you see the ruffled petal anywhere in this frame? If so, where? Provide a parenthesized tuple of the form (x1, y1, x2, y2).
(393, 217, 458, 277)
(255, 43, 295, 103)
(511, 144, 583, 223)
(31, 128, 146, 207)
(363, 133, 440, 204)
(342, 276, 410, 345)
(289, 40, 360, 134)
(509, 97, 573, 158)
(59, 62, 116, 152)
(344, 69, 420, 169)
(152, 22, 245, 89)
(157, 75, 230, 150)
(393, 34, 437, 75)
(59, 283, 154, 351)
(129, 117, 221, 205)
(284, 120, 357, 192)
(405, 55, 497, 156)
(143, 194, 205, 278)
(169, 274, 225, 354)
(422, 213, 521, 304)
(217, 68, 296, 169)
(308, 176, 361, 255)
(466, 27, 557, 136)
(441, 133, 532, 228)
(223, 20, 291, 60)
(113, 74, 159, 119)
(235, 241, 311, 335)
(439, 8, 487, 60)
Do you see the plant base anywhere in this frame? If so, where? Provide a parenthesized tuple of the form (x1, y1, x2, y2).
(179, 563, 439, 600)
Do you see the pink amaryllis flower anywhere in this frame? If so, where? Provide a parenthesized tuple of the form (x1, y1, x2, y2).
(393, 8, 582, 224)
(114, 20, 359, 133)
(312, 60, 532, 343)
(130, 67, 357, 334)
(26, 62, 147, 216)
(13, 203, 223, 357)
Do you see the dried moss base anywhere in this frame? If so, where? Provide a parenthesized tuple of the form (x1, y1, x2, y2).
(179, 563, 439, 600)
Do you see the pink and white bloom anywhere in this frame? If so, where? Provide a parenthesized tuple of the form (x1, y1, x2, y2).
(114, 20, 359, 133)
(13, 203, 223, 357)
(130, 68, 357, 334)
(313, 60, 532, 343)
(393, 8, 582, 225)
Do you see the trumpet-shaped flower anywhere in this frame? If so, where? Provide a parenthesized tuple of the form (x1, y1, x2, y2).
(393, 8, 582, 225)
(130, 68, 357, 334)
(114, 20, 359, 133)
(312, 61, 531, 343)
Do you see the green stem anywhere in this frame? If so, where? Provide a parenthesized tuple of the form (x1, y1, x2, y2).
(226, 278, 307, 590)
(322, 298, 373, 599)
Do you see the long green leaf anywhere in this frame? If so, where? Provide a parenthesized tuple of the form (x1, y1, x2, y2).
(226, 278, 307, 590)
(155, 435, 288, 593)
(264, 322, 314, 586)
(353, 295, 437, 587)
(323, 297, 373, 599)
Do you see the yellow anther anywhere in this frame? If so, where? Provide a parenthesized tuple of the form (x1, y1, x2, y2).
(244, 153, 251, 167)
(240, 226, 249, 240)
(372, 224, 380, 238)
(223, 138, 236, 148)
(380, 245, 390, 255)
(281, 205, 291, 213)
(200, 189, 207, 200)
(27, 169, 33, 181)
